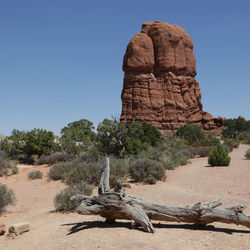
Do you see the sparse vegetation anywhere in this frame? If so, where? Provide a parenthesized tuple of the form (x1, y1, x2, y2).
(142, 176, 157, 185)
(64, 162, 102, 186)
(3, 116, 248, 190)
(35, 152, 75, 165)
(28, 170, 43, 179)
(182, 146, 214, 158)
(11, 165, 19, 175)
(0, 184, 16, 213)
(208, 143, 231, 166)
(134, 138, 189, 171)
(54, 181, 93, 212)
(222, 117, 250, 138)
(201, 134, 220, 146)
(194, 146, 213, 157)
(129, 158, 166, 184)
(0, 150, 18, 176)
(163, 149, 189, 169)
(237, 131, 250, 144)
(49, 163, 71, 181)
(222, 138, 240, 152)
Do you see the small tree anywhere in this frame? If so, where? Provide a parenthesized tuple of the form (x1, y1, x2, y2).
(60, 119, 96, 154)
(208, 143, 231, 166)
(222, 117, 250, 138)
(96, 118, 161, 156)
(96, 118, 127, 156)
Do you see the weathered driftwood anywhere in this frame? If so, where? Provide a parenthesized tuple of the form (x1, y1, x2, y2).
(71, 157, 250, 233)
(98, 157, 110, 194)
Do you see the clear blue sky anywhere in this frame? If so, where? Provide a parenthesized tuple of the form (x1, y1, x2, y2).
(1, 0, 249, 136)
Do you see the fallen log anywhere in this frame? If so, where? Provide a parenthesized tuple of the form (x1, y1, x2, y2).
(71, 157, 250, 233)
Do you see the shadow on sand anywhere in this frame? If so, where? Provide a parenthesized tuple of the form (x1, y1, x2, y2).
(61, 221, 250, 236)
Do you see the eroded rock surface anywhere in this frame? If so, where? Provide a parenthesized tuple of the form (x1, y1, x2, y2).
(121, 21, 223, 134)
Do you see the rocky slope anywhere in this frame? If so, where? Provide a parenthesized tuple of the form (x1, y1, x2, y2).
(120, 21, 223, 134)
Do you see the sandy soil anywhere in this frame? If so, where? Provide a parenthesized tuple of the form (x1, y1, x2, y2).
(0, 144, 250, 250)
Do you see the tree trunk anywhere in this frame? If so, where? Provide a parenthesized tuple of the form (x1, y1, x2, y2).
(71, 157, 250, 233)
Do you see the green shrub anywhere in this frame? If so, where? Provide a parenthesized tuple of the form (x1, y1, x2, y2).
(48, 163, 71, 181)
(222, 138, 240, 152)
(96, 118, 161, 156)
(208, 143, 231, 166)
(135, 145, 188, 171)
(77, 151, 102, 163)
(195, 146, 213, 157)
(54, 181, 93, 212)
(10, 165, 19, 175)
(245, 149, 250, 159)
(64, 162, 102, 186)
(161, 136, 188, 151)
(164, 149, 188, 169)
(28, 170, 43, 179)
(143, 176, 157, 185)
(1, 129, 60, 164)
(201, 134, 220, 146)
(183, 146, 213, 158)
(35, 152, 75, 165)
(222, 117, 250, 138)
(48, 152, 104, 185)
(237, 131, 250, 144)
(129, 158, 166, 183)
(176, 124, 204, 145)
(0, 184, 16, 213)
(124, 122, 162, 155)
(181, 147, 197, 159)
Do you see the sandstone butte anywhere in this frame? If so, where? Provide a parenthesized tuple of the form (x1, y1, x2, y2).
(120, 21, 224, 134)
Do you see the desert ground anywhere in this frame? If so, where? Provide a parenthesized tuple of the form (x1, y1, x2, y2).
(0, 144, 249, 250)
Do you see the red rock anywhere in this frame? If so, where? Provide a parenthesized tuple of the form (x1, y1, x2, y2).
(202, 112, 214, 122)
(120, 21, 223, 134)
(0, 224, 6, 236)
(123, 33, 154, 72)
(141, 21, 196, 76)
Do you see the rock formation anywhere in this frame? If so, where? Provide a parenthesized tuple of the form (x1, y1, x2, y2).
(120, 21, 224, 134)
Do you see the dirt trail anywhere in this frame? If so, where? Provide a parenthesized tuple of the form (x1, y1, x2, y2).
(0, 145, 250, 250)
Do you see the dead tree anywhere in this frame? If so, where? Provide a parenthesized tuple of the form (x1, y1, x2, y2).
(71, 157, 250, 233)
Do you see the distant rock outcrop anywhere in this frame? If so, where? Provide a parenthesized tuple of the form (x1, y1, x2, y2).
(120, 21, 224, 134)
